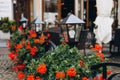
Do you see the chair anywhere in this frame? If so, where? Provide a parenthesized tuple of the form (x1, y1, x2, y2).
(91, 62, 120, 80)
(76, 29, 88, 55)
(43, 32, 61, 51)
(43, 31, 61, 45)
(109, 28, 120, 54)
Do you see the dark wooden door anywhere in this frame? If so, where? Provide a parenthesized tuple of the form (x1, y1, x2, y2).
(58, 0, 74, 22)
(14, 0, 30, 25)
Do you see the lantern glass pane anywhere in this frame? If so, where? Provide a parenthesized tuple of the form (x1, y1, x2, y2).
(69, 30, 75, 38)
(22, 23, 26, 28)
(60, 25, 68, 42)
(75, 25, 82, 41)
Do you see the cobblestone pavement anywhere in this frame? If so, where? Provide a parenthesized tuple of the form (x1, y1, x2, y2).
(0, 45, 120, 80)
(0, 48, 17, 80)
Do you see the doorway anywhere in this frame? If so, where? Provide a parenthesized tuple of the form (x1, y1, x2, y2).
(61, 0, 75, 19)
(84, 0, 97, 30)
(14, 0, 30, 25)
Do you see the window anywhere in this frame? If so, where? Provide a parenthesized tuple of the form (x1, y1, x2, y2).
(44, 0, 58, 28)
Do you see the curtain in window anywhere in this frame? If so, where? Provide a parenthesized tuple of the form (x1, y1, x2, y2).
(94, 0, 114, 45)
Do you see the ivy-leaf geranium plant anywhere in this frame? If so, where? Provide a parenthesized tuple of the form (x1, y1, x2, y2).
(8, 26, 107, 80)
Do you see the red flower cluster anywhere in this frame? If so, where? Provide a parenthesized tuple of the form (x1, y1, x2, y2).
(82, 77, 89, 80)
(92, 44, 102, 51)
(8, 51, 18, 61)
(94, 75, 106, 80)
(47, 33, 51, 38)
(36, 64, 47, 74)
(17, 72, 25, 80)
(80, 60, 84, 66)
(15, 44, 23, 52)
(26, 74, 35, 80)
(34, 39, 40, 43)
(66, 68, 76, 77)
(30, 46, 38, 56)
(29, 30, 37, 38)
(11, 25, 16, 31)
(7, 40, 11, 47)
(17, 64, 26, 70)
(12, 64, 26, 71)
(107, 70, 112, 75)
(39, 33, 45, 44)
(56, 71, 65, 79)
(96, 52, 105, 61)
(25, 41, 31, 50)
(26, 74, 41, 80)
(19, 26, 23, 31)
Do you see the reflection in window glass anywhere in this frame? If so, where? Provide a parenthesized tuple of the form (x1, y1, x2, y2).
(45, 0, 57, 12)
(44, 0, 58, 28)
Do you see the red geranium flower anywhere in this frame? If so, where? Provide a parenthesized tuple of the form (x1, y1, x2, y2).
(107, 70, 112, 75)
(19, 26, 23, 31)
(25, 41, 31, 50)
(29, 30, 37, 38)
(17, 72, 25, 80)
(12, 66, 18, 71)
(26, 44, 31, 50)
(34, 39, 40, 43)
(56, 71, 65, 79)
(82, 77, 89, 80)
(11, 25, 16, 31)
(30, 46, 37, 56)
(95, 75, 106, 80)
(99, 75, 106, 80)
(15, 44, 23, 50)
(39, 33, 45, 44)
(80, 60, 84, 66)
(7, 40, 11, 47)
(8, 52, 17, 61)
(96, 52, 105, 61)
(17, 64, 26, 70)
(35, 76, 41, 80)
(36, 64, 47, 74)
(92, 44, 102, 51)
(66, 68, 76, 77)
(47, 33, 51, 38)
(26, 74, 35, 80)
(93, 77, 97, 80)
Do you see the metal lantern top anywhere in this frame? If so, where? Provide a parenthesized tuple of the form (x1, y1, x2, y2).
(60, 13, 85, 24)
(32, 18, 44, 24)
(20, 16, 28, 22)
(31, 18, 44, 32)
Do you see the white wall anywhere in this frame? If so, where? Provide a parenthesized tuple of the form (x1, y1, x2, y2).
(0, 0, 12, 40)
(0, 0, 13, 20)
(33, 0, 42, 20)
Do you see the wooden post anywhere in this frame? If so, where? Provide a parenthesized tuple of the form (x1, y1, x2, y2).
(86, 0, 89, 28)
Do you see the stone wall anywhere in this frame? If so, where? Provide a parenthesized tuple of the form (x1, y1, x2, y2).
(0, 31, 10, 47)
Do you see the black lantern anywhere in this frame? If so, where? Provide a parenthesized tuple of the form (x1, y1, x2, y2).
(31, 18, 44, 33)
(60, 13, 85, 46)
(12, 0, 17, 19)
(20, 15, 28, 29)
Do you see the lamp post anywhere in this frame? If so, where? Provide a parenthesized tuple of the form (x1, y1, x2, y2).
(60, 13, 85, 47)
(31, 18, 44, 34)
(12, 0, 17, 20)
(115, 0, 118, 28)
(20, 14, 28, 30)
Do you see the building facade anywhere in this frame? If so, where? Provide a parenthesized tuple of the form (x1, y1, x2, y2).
(0, 0, 119, 47)
(12, 0, 119, 28)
